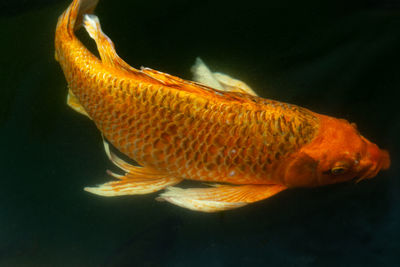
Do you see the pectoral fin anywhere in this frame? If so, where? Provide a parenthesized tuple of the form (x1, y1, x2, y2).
(191, 57, 258, 96)
(67, 89, 91, 118)
(157, 184, 286, 212)
(212, 72, 258, 96)
(84, 140, 182, 196)
(191, 58, 225, 90)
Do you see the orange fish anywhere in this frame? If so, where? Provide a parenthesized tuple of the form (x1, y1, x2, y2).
(55, 0, 390, 212)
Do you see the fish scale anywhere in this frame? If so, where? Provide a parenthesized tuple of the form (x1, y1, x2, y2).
(110, 85, 267, 174)
(106, 84, 317, 183)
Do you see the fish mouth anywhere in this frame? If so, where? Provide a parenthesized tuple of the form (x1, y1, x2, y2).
(355, 167, 377, 183)
(354, 140, 390, 183)
(354, 149, 390, 183)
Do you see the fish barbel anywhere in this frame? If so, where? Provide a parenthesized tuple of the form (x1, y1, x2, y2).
(55, 0, 390, 212)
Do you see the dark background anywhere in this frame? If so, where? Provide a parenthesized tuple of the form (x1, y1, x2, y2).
(1, 0, 399, 266)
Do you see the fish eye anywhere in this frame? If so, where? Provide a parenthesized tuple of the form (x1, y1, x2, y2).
(331, 166, 348, 175)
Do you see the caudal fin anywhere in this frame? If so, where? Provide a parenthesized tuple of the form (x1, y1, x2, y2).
(56, 0, 99, 37)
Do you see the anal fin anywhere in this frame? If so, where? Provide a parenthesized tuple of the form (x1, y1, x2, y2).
(84, 140, 182, 196)
(67, 89, 91, 119)
(157, 184, 286, 212)
(84, 176, 182, 196)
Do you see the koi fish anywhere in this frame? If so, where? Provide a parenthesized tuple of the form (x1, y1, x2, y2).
(55, 0, 390, 212)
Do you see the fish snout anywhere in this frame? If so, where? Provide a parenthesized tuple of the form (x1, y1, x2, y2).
(359, 142, 390, 180)
(380, 149, 391, 170)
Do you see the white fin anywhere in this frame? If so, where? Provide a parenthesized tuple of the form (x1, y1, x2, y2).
(191, 57, 258, 96)
(191, 58, 224, 90)
(212, 72, 258, 96)
(158, 186, 247, 212)
(157, 184, 286, 212)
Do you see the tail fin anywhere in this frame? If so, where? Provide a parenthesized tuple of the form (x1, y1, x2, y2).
(56, 0, 99, 37)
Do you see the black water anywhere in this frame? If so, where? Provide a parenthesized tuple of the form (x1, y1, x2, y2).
(1, 0, 399, 266)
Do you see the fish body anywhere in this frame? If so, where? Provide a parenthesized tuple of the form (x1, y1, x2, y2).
(55, 0, 390, 212)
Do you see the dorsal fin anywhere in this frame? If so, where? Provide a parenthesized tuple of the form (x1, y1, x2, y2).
(83, 14, 133, 69)
(140, 67, 189, 86)
(140, 67, 235, 97)
(82, 14, 254, 100)
(83, 14, 166, 85)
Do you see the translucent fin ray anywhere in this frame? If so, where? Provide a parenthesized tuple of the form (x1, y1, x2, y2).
(102, 139, 165, 178)
(67, 89, 91, 118)
(84, 139, 183, 196)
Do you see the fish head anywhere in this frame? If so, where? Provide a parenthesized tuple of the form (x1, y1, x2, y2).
(284, 114, 390, 187)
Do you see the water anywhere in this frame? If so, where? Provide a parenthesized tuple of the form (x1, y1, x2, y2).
(1, 0, 399, 266)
